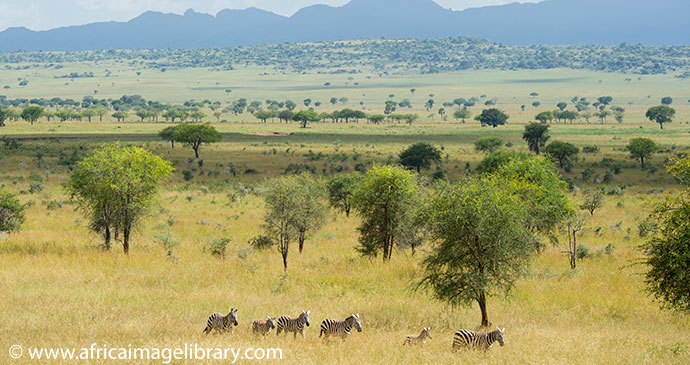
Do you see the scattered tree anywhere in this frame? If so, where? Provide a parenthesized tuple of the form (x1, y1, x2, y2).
(626, 138, 658, 168)
(66, 144, 172, 253)
(0, 190, 25, 233)
(158, 125, 179, 149)
(173, 123, 223, 158)
(544, 141, 579, 170)
(292, 110, 321, 128)
(580, 191, 604, 216)
(21, 106, 44, 125)
(477, 108, 508, 128)
(326, 173, 363, 217)
(399, 143, 442, 173)
(474, 136, 504, 154)
(646, 105, 676, 129)
(522, 122, 550, 155)
(535, 111, 554, 124)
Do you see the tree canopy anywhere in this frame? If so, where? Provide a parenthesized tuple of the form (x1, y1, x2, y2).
(172, 123, 223, 158)
(645, 105, 675, 129)
(626, 137, 658, 168)
(292, 110, 321, 128)
(522, 122, 550, 155)
(474, 136, 504, 154)
(21, 106, 44, 125)
(477, 108, 508, 128)
(0, 190, 25, 233)
(544, 141, 579, 170)
(66, 144, 172, 253)
(398, 143, 442, 173)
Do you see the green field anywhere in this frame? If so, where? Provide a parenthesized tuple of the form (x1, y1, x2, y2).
(1, 62, 690, 364)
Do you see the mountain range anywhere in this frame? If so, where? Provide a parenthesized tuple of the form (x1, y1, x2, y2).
(0, 0, 688, 52)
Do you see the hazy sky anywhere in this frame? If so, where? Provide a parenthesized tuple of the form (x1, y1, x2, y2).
(0, 0, 542, 31)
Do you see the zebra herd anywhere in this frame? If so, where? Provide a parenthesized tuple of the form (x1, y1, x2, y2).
(203, 309, 506, 351)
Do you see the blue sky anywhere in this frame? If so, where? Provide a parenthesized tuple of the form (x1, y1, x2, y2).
(0, 0, 541, 31)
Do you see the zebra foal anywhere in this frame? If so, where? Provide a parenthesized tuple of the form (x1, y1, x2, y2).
(203, 308, 239, 335)
(453, 328, 505, 351)
(403, 327, 432, 345)
(252, 316, 276, 336)
(276, 310, 311, 339)
(319, 314, 362, 340)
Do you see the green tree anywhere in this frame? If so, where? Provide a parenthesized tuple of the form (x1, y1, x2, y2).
(580, 191, 604, 216)
(82, 108, 97, 122)
(661, 97, 673, 105)
(352, 165, 419, 262)
(21, 106, 44, 125)
(522, 122, 550, 155)
(158, 125, 179, 149)
(453, 109, 471, 123)
(642, 157, 690, 311)
(173, 123, 223, 158)
(367, 114, 385, 125)
(535, 111, 554, 124)
(112, 111, 129, 122)
(292, 110, 321, 128)
(263, 175, 325, 270)
(0, 109, 8, 127)
(254, 110, 273, 123)
(556, 102, 568, 111)
(278, 110, 294, 123)
(399, 143, 442, 173)
(477, 151, 573, 238)
(418, 176, 535, 326)
(626, 138, 658, 168)
(544, 141, 579, 170)
(95, 107, 109, 122)
(285, 100, 297, 111)
(326, 173, 363, 217)
(66, 144, 172, 253)
(0, 190, 26, 233)
(478, 108, 508, 128)
(474, 136, 504, 154)
(292, 175, 328, 253)
(646, 105, 676, 129)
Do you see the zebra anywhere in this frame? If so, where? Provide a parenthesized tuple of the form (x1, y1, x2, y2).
(202, 308, 238, 335)
(453, 328, 505, 351)
(252, 316, 276, 336)
(403, 327, 432, 345)
(319, 314, 362, 340)
(276, 310, 310, 339)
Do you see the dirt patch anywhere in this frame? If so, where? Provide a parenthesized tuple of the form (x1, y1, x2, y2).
(248, 132, 287, 137)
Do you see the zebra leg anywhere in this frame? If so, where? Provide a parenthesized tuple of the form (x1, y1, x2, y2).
(300, 329, 305, 339)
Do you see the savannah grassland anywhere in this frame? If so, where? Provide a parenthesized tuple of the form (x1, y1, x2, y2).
(1, 61, 690, 364)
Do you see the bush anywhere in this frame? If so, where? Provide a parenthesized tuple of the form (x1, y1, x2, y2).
(46, 200, 63, 210)
(249, 235, 276, 250)
(29, 182, 44, 194)
(182, 170, 194, 181)
(638, 221, 657, 237)
(576, 244, 593, 259)
(0, 190, 26, 232)
(604, 243, 616, 255)
(582, 145, 600, 153)
(206, 238, 231, 259)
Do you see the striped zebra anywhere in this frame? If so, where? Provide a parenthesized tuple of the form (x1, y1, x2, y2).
(319, 314, 362, 340)
(453, 328, 505, 351)
(252, 316, 276, 336)
(276, 310, 311, 339)
(403, 327, 432, 345)
(202, 308, 238, 335)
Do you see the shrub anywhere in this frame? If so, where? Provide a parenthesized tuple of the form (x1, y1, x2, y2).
(0, 190, 26, 232)
(182, 170, 194, 181)
(29, 182, 44, 194)
(576, 244, 593, 259)
(249, 235, 276, 250)
(604, 243, 616, 255)
(46, 200, 63, 210)
(582, 145, 600, 153)
(638, 221, 657, 237)
(206, 237, 231, 259)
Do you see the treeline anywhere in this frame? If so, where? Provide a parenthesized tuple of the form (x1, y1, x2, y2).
(1, 37, 689, 75)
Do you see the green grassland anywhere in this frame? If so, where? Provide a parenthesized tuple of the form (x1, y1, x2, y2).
(1, 62, 690, 364)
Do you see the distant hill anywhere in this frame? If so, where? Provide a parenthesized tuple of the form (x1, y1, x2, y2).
(0, 0, 688, 52)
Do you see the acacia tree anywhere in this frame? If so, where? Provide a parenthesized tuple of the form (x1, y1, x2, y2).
(522, 122, 550, 155)
(0, 190, 25, 233)
(21, 106, 44, 125)
(352, 165, 419, 262)
(66, 144, 172, 254)
(643, 157, 690, 311)
(419, 176, 535, 327)
(0, 109, 8, 127)
(477, 108, 508, 128)
(535, 111, 554, 124)
(626, 138, 658, 168)
(292, 110, 321, 128)
(173, 123, 223, 158)
(544, 141, 579, 170)
(326, 173, 363, 217)
(646, 105, 675, 129)
(474, 136, 504, 154)
(263, 175, 326, 270)
(580, 191, 604, 216)
(399, 143, 442, 173)
(453, 109, 471, 123)
(158, 125, 179, 149)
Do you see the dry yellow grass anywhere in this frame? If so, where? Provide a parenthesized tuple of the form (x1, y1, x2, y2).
(1, 121, 690, 364)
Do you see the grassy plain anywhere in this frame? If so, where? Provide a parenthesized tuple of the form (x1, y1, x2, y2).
(1, 64, 690, 364)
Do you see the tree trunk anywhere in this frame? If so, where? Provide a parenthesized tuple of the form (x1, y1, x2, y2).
(298, 230, 305, 253)
(640, 156, 645, 169)
(123, 226, 130, 255)
(478, 292, 489, 327)
(104, 225, 112, 250)
(194, 147, 200, 159)
(281, 245, 288, 272)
